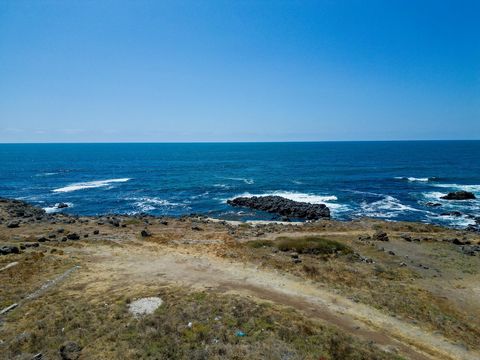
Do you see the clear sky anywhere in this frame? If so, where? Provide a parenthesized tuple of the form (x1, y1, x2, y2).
(0, 0, 479, 142)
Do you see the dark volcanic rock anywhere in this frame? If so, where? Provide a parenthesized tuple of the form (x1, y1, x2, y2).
(372, 230, 389, 242)
(141, 229, 151, 237)
(57, 203, 69, 209)
(0, 198, 46, 221)
(66, 233, 80, 240)
(440, 191, 476, 200)
(425, 202, 441, 207)
(227, 195, 330, 220)
(0, 245, 20, 255)
(440, 211, 463, 217)
(59, 341, 82, 360)
(6, 220, 20, 228)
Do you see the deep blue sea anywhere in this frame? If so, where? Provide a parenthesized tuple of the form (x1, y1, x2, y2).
(1, 141, 479, 228)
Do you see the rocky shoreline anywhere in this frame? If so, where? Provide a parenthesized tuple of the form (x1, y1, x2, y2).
(227, 195, 330, 220)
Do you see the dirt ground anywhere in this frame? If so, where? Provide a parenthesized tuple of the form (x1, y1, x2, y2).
(1, 200, 479, 359)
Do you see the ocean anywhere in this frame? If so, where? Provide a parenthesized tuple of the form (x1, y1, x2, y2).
(0, 141, 479, 228)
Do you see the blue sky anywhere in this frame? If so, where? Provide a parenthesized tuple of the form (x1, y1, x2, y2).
(0, 0, 479, 142)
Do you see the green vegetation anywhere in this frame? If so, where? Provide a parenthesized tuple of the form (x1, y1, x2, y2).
(246, 236, 353, 255)
(276, 236, 353, 255)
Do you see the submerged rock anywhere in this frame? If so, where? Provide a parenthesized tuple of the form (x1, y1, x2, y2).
(227, 195, 330, 220)
(440, 191, 476, 200)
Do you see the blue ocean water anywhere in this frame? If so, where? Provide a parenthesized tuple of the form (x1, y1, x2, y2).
(0, 141, 479, 228)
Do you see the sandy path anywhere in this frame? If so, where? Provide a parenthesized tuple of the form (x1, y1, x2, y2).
(81, 244, 479, 360)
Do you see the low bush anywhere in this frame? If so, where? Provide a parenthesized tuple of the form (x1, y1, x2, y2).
(276, 236, 353, 255)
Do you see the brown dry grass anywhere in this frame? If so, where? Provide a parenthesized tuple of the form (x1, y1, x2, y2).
(2, 285, 401, 360)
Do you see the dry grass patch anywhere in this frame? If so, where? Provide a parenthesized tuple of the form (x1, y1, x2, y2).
(1, 286, 401, 360)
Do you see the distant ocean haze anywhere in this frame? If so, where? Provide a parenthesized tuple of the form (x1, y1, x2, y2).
(0, 141, 479, 228)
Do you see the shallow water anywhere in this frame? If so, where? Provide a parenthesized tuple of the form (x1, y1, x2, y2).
(0, 141, 479, 228)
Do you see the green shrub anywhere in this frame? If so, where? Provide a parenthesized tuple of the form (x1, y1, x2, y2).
(275, 236, 353, 255)
(246, 239, 274, 248)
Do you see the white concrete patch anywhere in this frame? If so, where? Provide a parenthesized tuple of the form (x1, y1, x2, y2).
(128, 297, 163, 317)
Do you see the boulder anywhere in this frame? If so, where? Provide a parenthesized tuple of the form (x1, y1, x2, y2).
(66, 233, 80, 240)
(141, 229, 151, 237)
(440, 191, 476, 200)
(59, 341, 82, 360)
(0, 245, 20, 255)
(227, 195, 330, 220)
(372, 230, 389, 242)
(57, 203, 69, 209)
(6, 220, 20, 228)
(425, 202, 441, 207)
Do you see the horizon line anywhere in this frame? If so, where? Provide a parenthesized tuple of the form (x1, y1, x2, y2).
(0, 139, 479, 145)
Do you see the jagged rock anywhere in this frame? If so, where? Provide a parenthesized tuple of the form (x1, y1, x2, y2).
(23, 242, 39, 248)
(372, 230, 389, 241)
(109, 218, 120, 227)
(0, 245, 20, 255)
(141, 229, 151, 237)
(441, 211, 463, 217)
(66, 233, 80, 240)
(7, 220, 20, 228)
(59, 341, 82, 360)
(0, 198, 46, 220)
(440, 191, 476, 200)
(400, 233, 412, 242)
(227, 195, 330, 220)
(57, 203, 69, 209)
(358, 234, 371, 241)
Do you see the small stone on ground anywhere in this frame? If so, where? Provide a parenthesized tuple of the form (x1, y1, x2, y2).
(128, 297, 163, 317)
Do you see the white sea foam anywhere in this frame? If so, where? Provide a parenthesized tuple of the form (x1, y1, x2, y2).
(226, 177, 254, 185)
(52, 178, 131, 193)
(359, 195, 423, 218)
(35, 172, 58, 177)
(428, 214, 476, 228)
(214, 183, 232, 189)
(423, 191, 449, 201)
(394, 176, 431, 182)
(43, 202, 74, 214)
(126, 197, 185, 213)
(431, 183, 480, 193)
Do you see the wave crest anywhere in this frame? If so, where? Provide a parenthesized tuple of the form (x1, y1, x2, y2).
(52, 178, 131, 193)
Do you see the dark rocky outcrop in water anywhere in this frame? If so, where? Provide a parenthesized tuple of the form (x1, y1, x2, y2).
(440, 191, 476, 200)
(227, 195, 330, 220)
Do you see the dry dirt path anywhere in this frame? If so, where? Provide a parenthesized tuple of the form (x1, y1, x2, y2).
(79, 243, 479, 360)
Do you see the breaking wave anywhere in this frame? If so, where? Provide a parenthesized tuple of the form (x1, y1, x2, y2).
(52, 178, 131, 193)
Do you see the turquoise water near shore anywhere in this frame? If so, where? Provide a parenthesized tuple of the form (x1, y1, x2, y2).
(0, 141, 479, 228)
